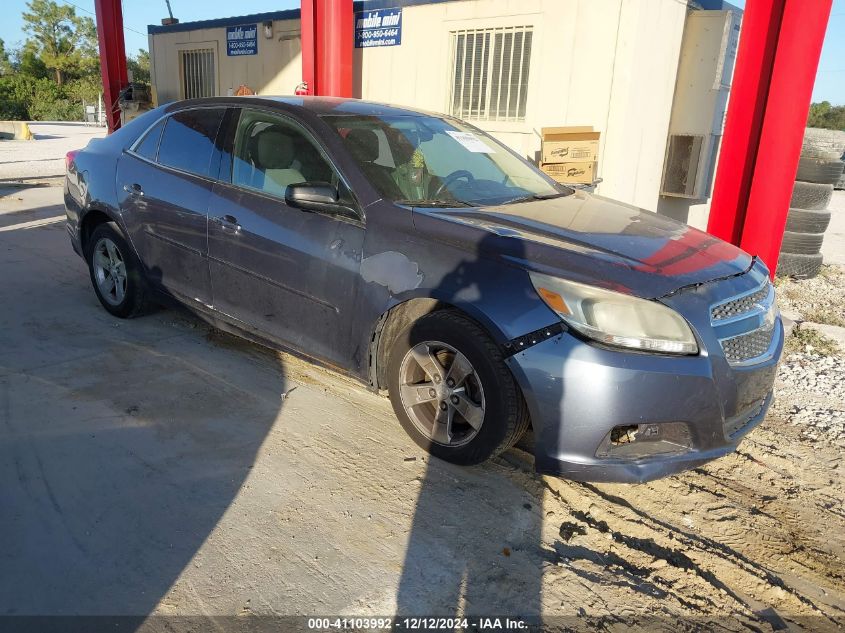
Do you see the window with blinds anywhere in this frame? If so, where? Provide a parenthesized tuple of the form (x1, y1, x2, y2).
(449, 26, 533, 122)
(179, 49, 216, 100)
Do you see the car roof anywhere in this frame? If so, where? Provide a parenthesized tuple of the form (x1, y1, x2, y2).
(168, 96, 441, 118)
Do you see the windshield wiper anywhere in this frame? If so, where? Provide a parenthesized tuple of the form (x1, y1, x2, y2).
(396, 199, 475, 208)
(501, 192, 570, 205)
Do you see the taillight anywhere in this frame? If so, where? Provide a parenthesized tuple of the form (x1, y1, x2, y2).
(65, 150, 79, 171)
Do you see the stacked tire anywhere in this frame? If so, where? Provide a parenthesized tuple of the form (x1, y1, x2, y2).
(778, 128, 845, 279)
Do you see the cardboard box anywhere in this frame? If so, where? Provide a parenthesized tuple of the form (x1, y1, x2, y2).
(541, 161, 597, 185)
(541, 126, 600, 164)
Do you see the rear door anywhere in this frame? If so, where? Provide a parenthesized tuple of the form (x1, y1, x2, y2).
(117, 107, 227, 306)
(207, 107, 365, 368)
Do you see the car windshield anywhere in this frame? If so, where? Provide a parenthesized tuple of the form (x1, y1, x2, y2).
(320, 113, 569, 207)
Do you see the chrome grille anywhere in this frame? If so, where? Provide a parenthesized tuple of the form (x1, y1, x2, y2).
(711, 282, 771, 321)
(721, 321, 776, 364)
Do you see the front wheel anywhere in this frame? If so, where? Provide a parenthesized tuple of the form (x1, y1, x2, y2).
(387, 310, 529, 465)
(86, 222, 150, 318)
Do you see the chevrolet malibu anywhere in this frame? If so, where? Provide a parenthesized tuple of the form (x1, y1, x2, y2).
(64, 97, 783, 482)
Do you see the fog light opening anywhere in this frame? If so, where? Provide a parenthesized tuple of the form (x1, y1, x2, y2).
(597, 422, 692, 460)
(610, 425, 638, 445)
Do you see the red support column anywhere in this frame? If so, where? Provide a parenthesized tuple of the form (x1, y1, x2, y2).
(739, 0, 832, 272)
(300, 0, 353, 97)
(707, 0, 832, 277)
(300, 0, 317, 95)
(316, 0, 353, 97)
(94, 0, 128, 133)
(706, 0, 784, 246)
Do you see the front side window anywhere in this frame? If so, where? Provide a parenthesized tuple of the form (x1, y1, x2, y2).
(322, 113, 566, 207)
(230, 110, 337, 199)
(157, 109, 225, 178)
(450, 26, 533, 122)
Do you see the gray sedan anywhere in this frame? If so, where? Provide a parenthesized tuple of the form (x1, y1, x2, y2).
(64, 97, 783, 482)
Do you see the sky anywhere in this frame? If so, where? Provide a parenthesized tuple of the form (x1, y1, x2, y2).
(0, 0, 843, 104)
(814, 1, 845, 104)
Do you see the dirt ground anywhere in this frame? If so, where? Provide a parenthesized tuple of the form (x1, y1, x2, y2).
(0, 161, 843, 628)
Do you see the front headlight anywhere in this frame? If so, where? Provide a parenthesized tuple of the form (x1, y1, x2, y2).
(529, 272, 698, 355)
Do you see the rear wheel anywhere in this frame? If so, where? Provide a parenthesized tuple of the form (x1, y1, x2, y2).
(86, 222, 151, 318)
(387, 310, 529, 465)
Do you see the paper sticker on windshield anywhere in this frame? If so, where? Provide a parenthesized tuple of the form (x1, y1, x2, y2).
(446, 131, 494, 153)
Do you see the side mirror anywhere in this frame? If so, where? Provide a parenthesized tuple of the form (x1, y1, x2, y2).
(285, 182, 339, 213)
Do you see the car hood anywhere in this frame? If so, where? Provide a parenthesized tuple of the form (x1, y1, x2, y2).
(411, 191, 753, 299)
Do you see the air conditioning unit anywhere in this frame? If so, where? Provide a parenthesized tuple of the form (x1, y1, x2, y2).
(661, 133, 705, 199)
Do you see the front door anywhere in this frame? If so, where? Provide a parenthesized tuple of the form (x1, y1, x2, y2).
(117, 107, 227, 306)
(207, 108, 365, 369)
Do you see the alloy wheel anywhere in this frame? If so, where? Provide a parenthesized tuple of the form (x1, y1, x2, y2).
(398, 340, 486, 447)
(92, 237, 127, 306)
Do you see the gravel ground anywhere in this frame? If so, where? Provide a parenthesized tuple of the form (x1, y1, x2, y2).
(773, 263, 845, 460)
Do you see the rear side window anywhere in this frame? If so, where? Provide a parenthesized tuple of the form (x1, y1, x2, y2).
(157, 109, 225, 178)
(133, 118, 165, 161)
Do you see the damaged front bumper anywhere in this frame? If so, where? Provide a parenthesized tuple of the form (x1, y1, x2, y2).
(504, 265, 783, 483)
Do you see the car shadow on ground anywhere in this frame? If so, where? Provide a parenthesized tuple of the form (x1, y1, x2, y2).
(0, 220, 286, 625)
(395, 234, 562, 621)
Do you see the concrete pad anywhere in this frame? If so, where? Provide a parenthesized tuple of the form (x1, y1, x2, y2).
(0, 122, 105, 181)
(823, 190, 845, 266)
(0, 184, 548, 617)
(0, 121, 34, 140)
(780, 309, 801, 339)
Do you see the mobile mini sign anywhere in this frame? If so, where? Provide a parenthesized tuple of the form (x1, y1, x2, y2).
(355, 7, 402, 48)
(227, 24, 258, 56)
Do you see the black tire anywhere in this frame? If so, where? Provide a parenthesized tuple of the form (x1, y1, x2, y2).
(795, 157, 845, 185)
(776, 252, 823, 280)
(790, 181, 833, 210)
(802, 129, 845, 157)
(800, 148, 842, 161)
(785, 207, 832, 234)
(780, 231, 824, 255)
(387, 310, 529, 465)
(86, 221, 151, 318)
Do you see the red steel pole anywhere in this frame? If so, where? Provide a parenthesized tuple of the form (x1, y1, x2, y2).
(706, 0, 785, 246)
(316, 0, 353, 97)
(93, 0, 128, 133)
(707, 0, 832, 278)
(300, 0, 317, 95)
(738, 0, 832, 274)
(300, 0, 353, 97)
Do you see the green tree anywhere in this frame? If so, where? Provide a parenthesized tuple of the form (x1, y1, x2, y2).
(0, 38, 11, 75)
(21, 0, 97, 85)
(0, 75, 32, 118)
(15, 41, 51, 80)
(807, 101, 845, 131)
(127, 49, 150, 84)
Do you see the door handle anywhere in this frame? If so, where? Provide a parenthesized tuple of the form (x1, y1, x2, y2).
(213, 214, 241, 231)
(122, 183, 144, 196)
